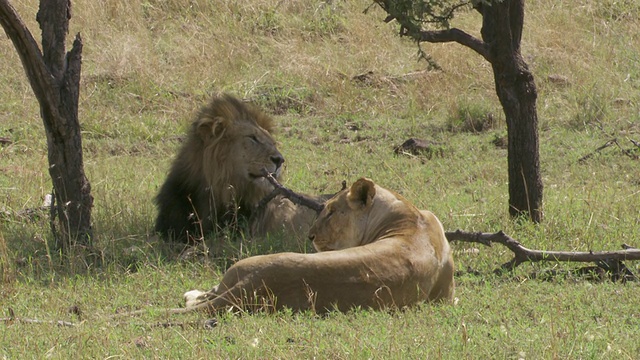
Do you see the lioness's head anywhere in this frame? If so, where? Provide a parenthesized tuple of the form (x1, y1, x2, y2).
(308, 178, 377, 252)
(308, 178, 423, 252)
(195, 95, 284, 204)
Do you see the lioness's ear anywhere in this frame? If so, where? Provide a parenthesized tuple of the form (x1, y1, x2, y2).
(197, 116, 229, 142)
(347, 178, 376, 208)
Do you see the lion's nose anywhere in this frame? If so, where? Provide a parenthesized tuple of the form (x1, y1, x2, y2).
(308, 234, 315, 242)
(271, 153, 284, 169)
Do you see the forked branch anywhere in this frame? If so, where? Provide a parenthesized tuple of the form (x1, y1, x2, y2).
(446, 230, 639, 278)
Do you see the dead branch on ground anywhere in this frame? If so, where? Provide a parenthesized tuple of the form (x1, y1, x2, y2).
(446, 230, 639, 280)
(1, 308, 76, 327)
(578, 138, 639, 162)
(0, 317, 77, 327)
(1, 307, 218, 329)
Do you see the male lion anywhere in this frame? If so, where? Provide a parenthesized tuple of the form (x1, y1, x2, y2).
(154, 95, 287, 242)
(183, 178, 455, 313)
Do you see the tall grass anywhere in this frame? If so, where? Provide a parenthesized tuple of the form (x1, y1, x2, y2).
(1, 0, 639, 357)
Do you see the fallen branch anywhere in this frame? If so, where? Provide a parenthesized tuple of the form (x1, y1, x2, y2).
(1, 309, 213, 329)
(578, 139, 616, 162)
(0, 317, 77, 327)
(2, 308, 77, 327)
(446, 230, 639, 279)
(578, 138, 639, 162)
(617, 138, 640, 160)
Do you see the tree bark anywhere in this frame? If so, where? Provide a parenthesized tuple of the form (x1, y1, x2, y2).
(480, 1, 543, 222)
(0, 0, 93, 248)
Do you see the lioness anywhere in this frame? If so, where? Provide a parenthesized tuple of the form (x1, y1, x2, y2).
(184, 178, 455, 313)
(155, 94, 323, 243)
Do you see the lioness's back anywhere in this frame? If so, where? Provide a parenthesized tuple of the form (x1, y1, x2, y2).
(187, 178, 455, 313)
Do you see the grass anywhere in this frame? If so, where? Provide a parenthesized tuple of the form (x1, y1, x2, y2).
(1, 0, 640, 358)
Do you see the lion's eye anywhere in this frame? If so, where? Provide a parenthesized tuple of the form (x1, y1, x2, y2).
(247, 135, 260, 144)
(325, 209, 335, 219)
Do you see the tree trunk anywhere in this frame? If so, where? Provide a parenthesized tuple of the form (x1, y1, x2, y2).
(481, 0, 543, 222)
(0, 0, 93, 248)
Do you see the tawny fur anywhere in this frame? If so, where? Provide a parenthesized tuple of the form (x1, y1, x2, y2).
(184, 178, 455, 313)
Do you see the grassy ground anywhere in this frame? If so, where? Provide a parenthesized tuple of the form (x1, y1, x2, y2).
(1, 0, 639, 358)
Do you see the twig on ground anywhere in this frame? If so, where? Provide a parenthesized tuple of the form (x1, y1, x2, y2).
(148, 320, 202, 329)
(578, 138, 639, 162)
(578, 139, 617, 162)
(0, 317, 77, 327)
(615, 138, 640, 160)
(2, 308, 77, 327)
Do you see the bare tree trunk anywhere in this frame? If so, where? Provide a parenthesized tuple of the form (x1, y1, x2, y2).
(500, 72, 543, 222)
(0, 0, 93, 249)
(481, 1, 543, 222)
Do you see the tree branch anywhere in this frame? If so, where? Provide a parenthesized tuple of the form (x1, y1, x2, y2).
(446, 230, 640, 277)
(373, 0, 491, 62)
(577, 139, 617, 163)
(2, 308, 76, 327)
(412, 28, 491, 62)
(37, 0, 71, 80)
(578, 138, 640, 162)
(508, 0, 525, 53)
(0, 317, 77, 327)
(257, 169, 325, 213)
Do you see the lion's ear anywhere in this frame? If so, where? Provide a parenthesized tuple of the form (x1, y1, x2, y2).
(347, 178, 376, 209)
(197, 116, 230, 142)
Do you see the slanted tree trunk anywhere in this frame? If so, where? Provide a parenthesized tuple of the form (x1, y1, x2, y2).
(480, 1, 543, 222)
(0, 0, 93, 249)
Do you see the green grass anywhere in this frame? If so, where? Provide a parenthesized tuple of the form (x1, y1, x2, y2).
(2, 0, 640, 358)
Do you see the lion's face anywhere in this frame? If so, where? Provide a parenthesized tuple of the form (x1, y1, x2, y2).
(225, 121, 284, 192)
(196, 97, 284, 203)
(308, 178, 376, 252)
(156, 94, 290, 242)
